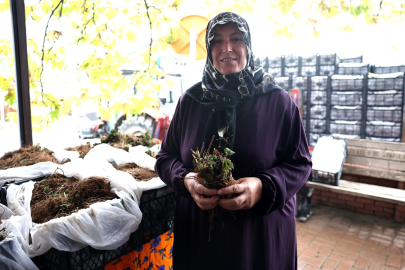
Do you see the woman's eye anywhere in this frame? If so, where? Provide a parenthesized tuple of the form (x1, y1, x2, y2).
(212, 40, 221, 45)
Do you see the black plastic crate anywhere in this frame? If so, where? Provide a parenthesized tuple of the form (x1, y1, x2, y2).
(285, 66, 300, 77)
(331, 76, 364, 91)
(308, 133, 327, 146)
(292, 77, 308, 91)
(338, 55, 363, 64)
(368, 75, 404, 90)
(367, 107, 403, 122)
(311, 76, 328, 91)
(284, 55, 300, 66)
(319, 65, 336, 76)
(372, 65, 405, 74)
(303, 105, 327, 119)
(331, 91, 362, 106)
(268, 67, 283, 78)
(303, 90, 327, 105)
(268, 56, 283, 68)
(310, 119, 327, 133)
(330, 120, 361, 136)
(366, 122, 401, 138)
(33, 240, 133, 270)
(319, 53, 338, 66)
(132, 186, 176, 247)
(273, 76, 290, 90)
(337, 63, 369, 75)
(311, 137, 347, 186)
(259, 57, 269, 72)
(302, 55, 317, 66)
(331, 106, 362, 121)
(301, 65, 317, 77)
(367, 90, 403, 106)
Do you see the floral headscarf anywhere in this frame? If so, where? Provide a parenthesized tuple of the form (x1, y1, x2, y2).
(187, 12, 282, 151)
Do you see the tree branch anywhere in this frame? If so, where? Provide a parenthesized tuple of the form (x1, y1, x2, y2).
(39, 0, 64, 105)
(143, 0, 153, 69)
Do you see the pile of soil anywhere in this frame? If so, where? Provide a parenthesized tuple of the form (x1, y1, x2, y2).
(66, 144, 92, 158)
(0, 145, 59, 170)
(101, 130, 161, 152)
(114, 163, 158, 181)
(31, 174, 118, 224)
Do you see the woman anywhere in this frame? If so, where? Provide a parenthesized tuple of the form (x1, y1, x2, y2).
(155, 12, 312, 269)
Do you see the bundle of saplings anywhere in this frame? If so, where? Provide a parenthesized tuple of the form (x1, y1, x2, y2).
(100, 129, 161, 154)
(0, 145, 60, 170)
(30, 174, 118, 224)
(191, 137, 237, 238)
(113, 163, 158, 181)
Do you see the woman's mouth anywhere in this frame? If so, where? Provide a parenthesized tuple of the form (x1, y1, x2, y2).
(221, 58, 236, 62)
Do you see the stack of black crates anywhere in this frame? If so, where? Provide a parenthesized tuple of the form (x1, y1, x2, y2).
(366, 73, 405, 141)
(257, 54, 405, 145)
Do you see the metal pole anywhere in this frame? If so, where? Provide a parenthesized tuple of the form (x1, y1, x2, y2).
(10, 0, 33, 146)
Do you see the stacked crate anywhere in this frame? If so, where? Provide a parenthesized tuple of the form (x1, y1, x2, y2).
(337, 63, 370, 76)
(330, 75, 365, 139)
(267, 56, 284, 78)
(372, 65, 405, 74)
(284, 55, 300, 77)
(273, 76, 291, 91)
(301, 55, 317, 77)
(306, 76, 329, 145)
(366, 73, 405, 141)
(318, 53, 337, 76)
(338, 55, 363, 64)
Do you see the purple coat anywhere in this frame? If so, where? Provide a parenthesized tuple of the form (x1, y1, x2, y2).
(155, 87, 312, 269)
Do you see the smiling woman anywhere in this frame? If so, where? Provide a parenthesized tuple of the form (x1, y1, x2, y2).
(155, 11, 312, 270)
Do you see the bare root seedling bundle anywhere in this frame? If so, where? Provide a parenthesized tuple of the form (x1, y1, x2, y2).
(31, 174, 117, 224)
(114, 163, 158, 181)
(0, 145, 59, 170)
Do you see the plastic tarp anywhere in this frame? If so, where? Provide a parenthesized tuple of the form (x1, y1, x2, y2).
(0, 162, 58, 188)
(312, 136, 346, 174)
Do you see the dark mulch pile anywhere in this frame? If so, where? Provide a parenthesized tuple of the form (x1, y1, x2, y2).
(31, 174, 118, 224)
(0, 145, 59, 170)
(65, 144, 92, 158)
(101, 130, 161, 152)
(114, 163, 158, 181)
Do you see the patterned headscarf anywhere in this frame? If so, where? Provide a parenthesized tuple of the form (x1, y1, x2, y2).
(187, 12, 282, 151)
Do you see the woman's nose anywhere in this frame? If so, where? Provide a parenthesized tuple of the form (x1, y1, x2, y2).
(222, 40, 232, 53)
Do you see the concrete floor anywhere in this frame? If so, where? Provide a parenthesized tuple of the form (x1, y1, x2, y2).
(297, 205, 405, 270)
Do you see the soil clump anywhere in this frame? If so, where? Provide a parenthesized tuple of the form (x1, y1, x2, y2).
(114, 163, 158, 181)
(101, 130, 161, 152)
(66, 143, 92, 158)
(31, 174, 117, 224)
(0, 145, 59, 170)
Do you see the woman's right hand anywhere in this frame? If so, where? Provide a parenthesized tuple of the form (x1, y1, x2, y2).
(184, 172, 219, 210)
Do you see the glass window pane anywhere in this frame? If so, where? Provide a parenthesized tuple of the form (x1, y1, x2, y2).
(0, 0, 20, 157)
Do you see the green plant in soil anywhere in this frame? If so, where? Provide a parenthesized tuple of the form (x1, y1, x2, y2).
(100, 130, 160, 152)
(0, 228, 6, 242)
(191, 136, 237, 240)
(191, 137, 236, 190)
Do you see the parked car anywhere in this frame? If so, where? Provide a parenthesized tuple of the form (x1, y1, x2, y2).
(77, 111, 109, 139)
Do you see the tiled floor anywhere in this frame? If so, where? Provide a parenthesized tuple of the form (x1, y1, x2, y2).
(297, 205, 405, 270)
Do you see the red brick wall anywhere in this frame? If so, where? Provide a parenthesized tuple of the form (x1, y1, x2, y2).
(341, 173, 399, 188)
(312, 189, 397, 220)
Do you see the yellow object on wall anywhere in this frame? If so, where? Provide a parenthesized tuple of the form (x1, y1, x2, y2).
(171, 15, 209, 60)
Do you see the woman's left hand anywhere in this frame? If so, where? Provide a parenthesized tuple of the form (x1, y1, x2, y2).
(217, 177, 263, 210)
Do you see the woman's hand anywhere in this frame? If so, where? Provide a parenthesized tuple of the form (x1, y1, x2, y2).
(184, 172, 219, 210)
(217, 177, 263, 210)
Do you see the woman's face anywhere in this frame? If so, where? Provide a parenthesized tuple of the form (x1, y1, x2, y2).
(210, 22, 247, 75)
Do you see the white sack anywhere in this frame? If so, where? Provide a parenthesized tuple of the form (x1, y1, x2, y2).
(51, 148, 80, 163)
(129, 145, 158, 171)
(0, 233, 38, 270)
(312, 136, 346, 173)
(0, 162, 58, 188)
(84, 144, 133, 165)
